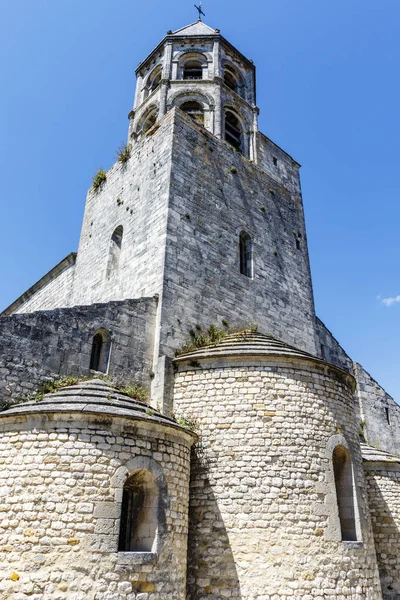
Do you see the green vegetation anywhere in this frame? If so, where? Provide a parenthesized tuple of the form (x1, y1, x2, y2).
(117, 143, 132, 164)
(260, 206, 266, 213)
(230, 166, 238, 174)
(117, 382, 148, 404)
(175, 323, 258, 357)
(92, 169, 107, 192)
(15, 374, 147, 405)
(173, 413, 199, 432)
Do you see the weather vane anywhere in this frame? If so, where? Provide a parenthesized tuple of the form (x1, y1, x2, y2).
(194, 1, 205, 21)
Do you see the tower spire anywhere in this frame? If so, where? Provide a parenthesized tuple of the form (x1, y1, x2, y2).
(194, 1, 205, 21)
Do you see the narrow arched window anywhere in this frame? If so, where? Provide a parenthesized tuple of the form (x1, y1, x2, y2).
(224, 67, 238, 93)
(333, 446, 359, 541)
(239, 231, 253, 278)
(225, 111, 242, 153)
(118, 470, 159, 553)
(137, 109, 158, 136)
(183, 61, 203, 80)
(149, 69, 161, 92)
(89, 329, 111, 373)
(106, 226, 123, 279)
(180, 101, 204, 126)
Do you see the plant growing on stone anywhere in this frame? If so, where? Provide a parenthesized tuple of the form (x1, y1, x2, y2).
(172, 412, 199, 432)
(92, 169, 107, 192)
(176, 323, 259, 357)
(116, 382, 148, 404)
(0, 398, 11, 412)
(117, 143, 132, 164)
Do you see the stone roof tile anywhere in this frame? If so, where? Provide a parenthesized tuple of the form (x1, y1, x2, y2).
(174, 331, 321, 362)
(360, 442, 400, 464)
(0, 379, 194, 436)
(172, 21, 217, 37)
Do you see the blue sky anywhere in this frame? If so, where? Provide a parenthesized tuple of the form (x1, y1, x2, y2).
(0, 0, 399, 400)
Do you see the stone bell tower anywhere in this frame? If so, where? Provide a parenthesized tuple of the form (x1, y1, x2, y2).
(67, 18, 318, 376)
(3, 19, 319, 408)
(129, 20, 258, 159)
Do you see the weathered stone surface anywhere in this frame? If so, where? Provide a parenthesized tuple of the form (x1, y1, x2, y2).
(0, 298, 157, 404)
(364, 459, 400, 600)
(0, 402, 195, 600)
(174, 349, 382, 600)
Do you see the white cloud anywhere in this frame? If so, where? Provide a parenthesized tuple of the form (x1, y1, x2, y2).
(382, 295, 400, 307)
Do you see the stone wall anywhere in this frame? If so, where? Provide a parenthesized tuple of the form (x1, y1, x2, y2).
(159, 110, 317, 357)
(315, 317, 353, 372)
(2, 254, 76, 317)
(0, 298, 157, 404)
(256, 132, 301, 196)
(13, 261, 76, 315)
(69, 112, 175, 308)
(365, 462, 400, 600)
(173, 357, 382, 600)
(0, 411, 193, 600)
(355, 363, 400, 458)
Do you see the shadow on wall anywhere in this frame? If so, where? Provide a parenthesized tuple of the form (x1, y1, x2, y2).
(366, 467, 400, 600)
(186, 444, 242, 600)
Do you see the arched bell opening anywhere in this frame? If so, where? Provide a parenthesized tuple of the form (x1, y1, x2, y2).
(225, 109, 245, 154)
(179, 100, 205, 127)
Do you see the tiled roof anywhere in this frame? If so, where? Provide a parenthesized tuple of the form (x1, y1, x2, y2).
(0, 379, 192, 434)
(172, 21, 217, 37)
(174, 331, 323, 363)
(361, 443, 400, 464)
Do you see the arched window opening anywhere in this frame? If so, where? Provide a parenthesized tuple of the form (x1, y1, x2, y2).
(137, 109, 158, 136)
(107, 225, 123, 279)
(224, 68, 238, 93)
(118, 470, 159, 553)
(180, 101, 204, 126)
(239, 231, 253, 278)
(90, 329, 111, 373)
(146, 67, 162, 96)
(183, 61, 203, 80)
(142, 110, 157, 133)
(333, 446, 359, 542)
(225, 111, 242, 153)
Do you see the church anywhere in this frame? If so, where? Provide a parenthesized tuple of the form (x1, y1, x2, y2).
(0, 17, 399, 600)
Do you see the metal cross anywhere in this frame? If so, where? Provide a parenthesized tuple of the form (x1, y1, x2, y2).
(194, 1, 205, 20)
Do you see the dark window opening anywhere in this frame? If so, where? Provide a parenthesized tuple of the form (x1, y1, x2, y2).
(295, 237, 301, 250)
(320, 344, 326, 359)
(225, 111, 242, 153)
(224, 70, 238, 92)
(90, 334, 103, 371)
(183, 61, 203, 80)
(273, 156, 278, 166)
(150, 71, 161, 92)
(142, 110, 157, 133)
(118, 470, 159, 553)
(239, 231, 253, 278)
(385, 407, 390, 425)
(180, 101, 204, 126)
(90, 329, 111, 373)
(333, 446, 359, 542)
